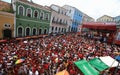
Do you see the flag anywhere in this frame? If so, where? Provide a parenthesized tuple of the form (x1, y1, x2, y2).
(74, 59, 99, 75)
(89, 58, 109, 71)
(99, 56, 120, 67)
(55, 69, 69, 75)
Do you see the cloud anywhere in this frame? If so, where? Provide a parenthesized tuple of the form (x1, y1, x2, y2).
(4, 0, 119, 19)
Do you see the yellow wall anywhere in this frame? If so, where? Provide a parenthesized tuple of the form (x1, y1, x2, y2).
(97, 15, 113, 22)
(0, 12, 14, 39)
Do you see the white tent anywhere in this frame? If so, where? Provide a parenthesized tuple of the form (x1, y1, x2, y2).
(99, 56, 120, 67)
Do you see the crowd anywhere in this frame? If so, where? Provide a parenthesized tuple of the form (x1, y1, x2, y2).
(0, 33, 120, 75)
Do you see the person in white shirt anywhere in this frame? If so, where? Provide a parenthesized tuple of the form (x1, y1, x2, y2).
(35, 70, 39, 75)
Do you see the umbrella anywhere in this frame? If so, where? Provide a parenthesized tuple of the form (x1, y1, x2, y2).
(56, 69, 69, 75)
(15, 58, 25, 64)
(0, 40, 7, 43)
(115, 56, 120, 61)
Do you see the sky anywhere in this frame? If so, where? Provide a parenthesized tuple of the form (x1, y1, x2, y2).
(2, 0, 120, 20)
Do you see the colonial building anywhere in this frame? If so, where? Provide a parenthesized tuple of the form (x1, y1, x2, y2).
(80, 14, 95, 32)
(12, 0, 51, 37)
(82, 14, 95, 22)
(96, 15, 114, 23)
(0, 11, 14, 39)
(63, 5, 83, 32)
(49, 4, 71, 34)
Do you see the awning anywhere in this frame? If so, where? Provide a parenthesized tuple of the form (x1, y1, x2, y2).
(74, 59, 99, 75)
(89, 58, 109, 71)
(82, 22, 116, 31)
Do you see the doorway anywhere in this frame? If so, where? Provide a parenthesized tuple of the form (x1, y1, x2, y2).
(3, 29, 12, 39)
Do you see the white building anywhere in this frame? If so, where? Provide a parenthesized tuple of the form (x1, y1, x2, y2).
(49, 4, 72, 34)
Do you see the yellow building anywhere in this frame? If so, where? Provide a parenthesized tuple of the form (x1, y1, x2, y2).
(96, 15, 113, 23)
(0, 11, 14, 39)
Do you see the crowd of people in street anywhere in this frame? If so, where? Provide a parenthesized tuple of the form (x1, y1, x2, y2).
(0, 33, 120, 75)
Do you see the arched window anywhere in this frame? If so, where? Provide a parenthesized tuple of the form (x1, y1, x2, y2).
(34, 10, 38, 18)
(33, 28, 37, 35)
(52, 17, 55, 22)
(55, 27, 57, 31)
(51, 26, 54, 32)
(18, 27, 23, 37)
(26, 28, 30, 36)
(26, 8, 32, 17)
(62, 28, 64, 32)
(39, 29, 42, 35)
(18, 5, 24, 16)
(59, 19, 62, 24)
(44, 29, 47, 34)
(45, 13, 49, 20)
(40, 12, 44, 20)
(59, 27, 61, 32)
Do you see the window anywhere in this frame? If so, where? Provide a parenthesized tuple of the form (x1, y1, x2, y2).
(40, 12, 44, 20)
(55, 27, 57, 31)
(65, 12, 66, 15)
(66, 21, 68, 25)
(62, 28, 64, 32)
(59, 19, 62, 24)
(26, 8, 32, 17)
(39, 29, 42, 35)
(56, 18, 59, 23)
(45, 13, 49, 20)
(18, 5, 24, 16)
(59, 27, 61, 32)
(4, 24, 10, 28)
(52, 17, 55, 22)
(44, 29, 47, 34)
(33, 28, 37, 35)
(61, 11, 63, 14)
(34, 10, 38, 18)
(18, 27, 23, 37)
(58, 9, 60, 13)
(69, 9, 71, 13)
(26, 28, 30, 36)
(52, 26, 54, 31)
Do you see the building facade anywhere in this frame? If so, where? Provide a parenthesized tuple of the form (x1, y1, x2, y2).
(63, 5, 83, 32)
(49, 4, 71, 34)
(114, 16, 120, 29)
(82, 14, 95, 22)
(96, 15, 114, 23)
(0, 11, 14, 39)
(12, 0, 51, 37)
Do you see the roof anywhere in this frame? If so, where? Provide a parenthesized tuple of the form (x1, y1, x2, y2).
(0, 11, 14, 16)
(18, 0, 51, 12)
(82, 22, 116, 30)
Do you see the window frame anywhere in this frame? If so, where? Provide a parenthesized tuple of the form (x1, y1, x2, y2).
(18, 5, 25, 16)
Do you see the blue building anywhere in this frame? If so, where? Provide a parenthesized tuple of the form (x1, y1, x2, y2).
(63, 5, 83, 32)
(114, 15, 120, 29)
